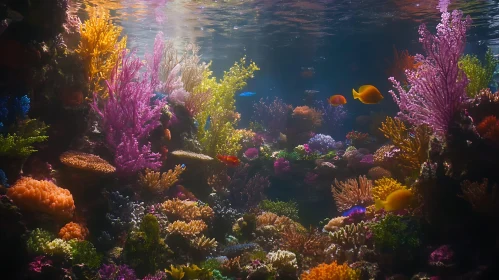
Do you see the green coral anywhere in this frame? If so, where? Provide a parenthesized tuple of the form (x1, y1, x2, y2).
(371, 215, 421, 256)
(459, 48, 498, 97)
(123, 214, 173, 277)
(45, 238, 73, 257)
(211, 269, 229, 280)
(69, 240, 102, 269)
(259, 200, 299, 221)
(26, 228, 55, 255)
(201, 258, 222, 271)
(0, 119, 49, 157)
(193, 57, 259, 156)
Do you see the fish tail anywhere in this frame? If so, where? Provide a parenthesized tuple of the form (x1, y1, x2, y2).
(374, 199, 384, 211)
(352, 88, 360, 99)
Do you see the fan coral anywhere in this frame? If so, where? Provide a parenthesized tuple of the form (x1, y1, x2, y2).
(191, 235, 218, 252)
(139, 165, 186, 192)
(59, 151, 116, 173)
(292, 106, 323, 128)
(76, 7, 127, 97)
(300, 261, 360, 280)
(372, 178, 406, 201)
(59, 222, 89, 241)
(328, 221, 372, 263)
(389, 10, 471, 137)
(379, 117, 431, 174)
(460, 179, 499, 215)
(332, 176, 373, 212)
(170, 150, 214, 161)
(161, 198, 214, 221)
(367, 166, 392, 180)
(7, 177, 75, 220)
(266, 250, 298, 271)
(166, 220, 207, 237)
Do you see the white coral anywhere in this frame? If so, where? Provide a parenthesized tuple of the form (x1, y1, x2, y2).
(266, 250, 297, 270)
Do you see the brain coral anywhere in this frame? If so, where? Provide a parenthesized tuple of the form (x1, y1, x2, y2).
(7, 177, 75, 220)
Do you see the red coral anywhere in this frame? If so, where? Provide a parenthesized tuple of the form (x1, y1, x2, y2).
(477, 116, 499, 145)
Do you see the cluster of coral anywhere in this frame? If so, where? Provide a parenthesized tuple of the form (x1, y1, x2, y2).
(1, 2, 499, 280)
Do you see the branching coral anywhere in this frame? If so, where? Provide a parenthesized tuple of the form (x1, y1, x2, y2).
(327, 221, 372, 263)
(59, 151, 116, 173)
(0, 119, 49, 158)
(323, 216, 347, 233)
(256, 212, 304, 232)
(280, 228, 330, 268)
(460, 179, 499, 215)
(258, 200, 299, 221)
(332, 176, 373, 212)
(59, 222, 89, 241)
(372, 178, 406, 201)
(166, 220, 207, 237)
(379, 117, 431, 174)
(191, 235, 218, 252)
(76, 7, 127, 97)
(7, 177, 75, 220)
(459, 48, 497, 97)
(266, 250, 298, 271)
(161, 198, 214, 221)
(292, 106, 323, 128)
(300, 262, 360, 280)
(193, 57, 259, 156)
(139, 165, 186, 192)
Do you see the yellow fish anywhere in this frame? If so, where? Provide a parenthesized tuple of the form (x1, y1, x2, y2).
(352, 85, 384, 104)
(375, 189, 413, 212)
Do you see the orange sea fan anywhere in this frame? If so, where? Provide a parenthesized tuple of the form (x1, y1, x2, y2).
(332, 175, 373, 211)
(59, 222, 89, 241)
(7, 177, 75, 220)
(301, 261, 360, 280)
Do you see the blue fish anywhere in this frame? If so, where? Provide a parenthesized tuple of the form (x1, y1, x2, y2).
(239, 91, 256, 97)
(181, 164, 186, 168)
(204, 116, 211, 131)
(342, 205, 366, 217)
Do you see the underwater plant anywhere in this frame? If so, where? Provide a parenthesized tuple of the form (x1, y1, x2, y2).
(193, 57, 259, 156)
(371, 215, 421, 257)
(389, 10, 472, 137)
(259, 200, 299, 221)
(459, 48, 497, 97)
(76, 6, 127, 97)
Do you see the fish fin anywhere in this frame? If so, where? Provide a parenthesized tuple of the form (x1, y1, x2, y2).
(374, 199, 384, 211)
(352, 88, 360, 99)
(359, 85, 371, 92)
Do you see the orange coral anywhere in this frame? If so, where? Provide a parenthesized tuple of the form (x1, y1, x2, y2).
(161, 198, 214, 221)
(166, 220, 207, 238)
(60, 151, 116, 174)
(139, 165, 186, 192)
(460, 179, 499, 215)
(7, 177, 75, 220)
(221, 256, 242, 276)
(386, 46, 421, 84)
(59, 222, 89, 241)
(476, 116, 499, 145)
(332, 175, 373, 211)
(256, 212, 304, 232)
(301, 261, 360, 280)
(280, 228, 329, 267)
(292, 106, 322, 128)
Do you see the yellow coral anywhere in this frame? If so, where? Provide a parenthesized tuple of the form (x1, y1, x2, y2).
(191, 235, 218, 251)
(379, 117, 431, 174)
(372, 178, 406, 201)
(139, 165, 186, 192)
(301, 262, 360, 280)
(166, 220, 207, 237)
(76, 7, 127, 98)
(193, 57, 259, 156)
(161, 198, 214, 221)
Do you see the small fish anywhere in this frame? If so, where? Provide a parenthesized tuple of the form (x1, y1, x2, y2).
(328, 94, 347, 106)
(375, 189, 413, 212)
(204, 116, 211, 131)
(164, 128, 171, 140)
(217, 155, 241, 167)
(342, 206, 366, 217)
(239, 91, 256, 97)
(352, 85, 384, 104)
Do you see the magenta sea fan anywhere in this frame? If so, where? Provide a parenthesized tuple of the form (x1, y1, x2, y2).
(91, 36, 167, 174)
(389, 10, 471, 137)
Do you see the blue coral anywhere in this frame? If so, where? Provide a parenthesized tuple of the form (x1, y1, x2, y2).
(307, 134, 337, 154)
(0, 95, 30, 131)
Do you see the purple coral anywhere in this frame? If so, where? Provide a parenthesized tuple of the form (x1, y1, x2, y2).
(252, 97, 290, 138)
(91, 36, 166, 174)
(29, 256, 53, 273)
(274, 158, 291, 175)
(429, 245, 455, 267)
(389, 10, 472, 137)
(98, 264, 136, 280)
(314, 100, 347, 137)
(243, 148, 259, 161)
(307, 134, 337, 154)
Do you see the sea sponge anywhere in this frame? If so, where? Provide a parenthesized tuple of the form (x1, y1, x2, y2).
(161, 198, 214, 221)
(59, 222, 89, 241)
(60, 151, 116, 173)
(7, 177, 75, 220)
(300, 262, 360, 280)
(166, 220, 207, 238)
(372, 178, 406, 201)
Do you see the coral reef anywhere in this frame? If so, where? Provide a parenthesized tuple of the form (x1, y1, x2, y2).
(332, 175, 373, 211)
